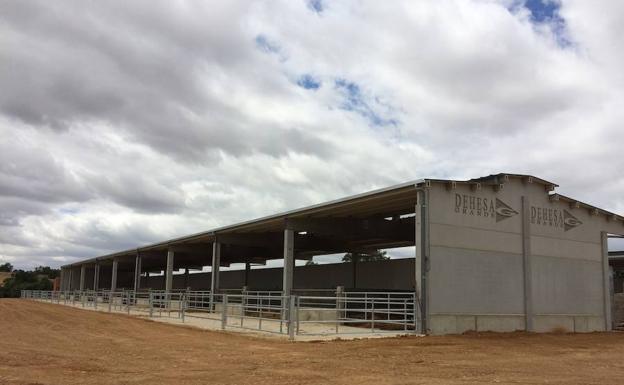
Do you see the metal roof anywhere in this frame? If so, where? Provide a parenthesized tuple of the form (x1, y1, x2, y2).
(61, 173, 621, 268)
(63, 178, 425, 267)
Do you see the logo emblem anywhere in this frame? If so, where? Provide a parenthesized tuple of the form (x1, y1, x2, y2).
(495, 198, 519, 222)
(563, 210, 582, 231)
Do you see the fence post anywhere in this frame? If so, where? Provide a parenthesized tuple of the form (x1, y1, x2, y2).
(149, 292, 154, 317)
(371, 300, 375, 332)
(404, 299, 408, 332)
(336, 286, 344, 334)
(288, 295, 296, 340)
(296, 296, 300, 335)
(221, 295, 228, 330)
(181, 293, 186, 323)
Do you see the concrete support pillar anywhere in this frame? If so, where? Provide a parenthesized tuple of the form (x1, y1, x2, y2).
(111, 258, 119, 292)
(165, 251, 174, 292)
(244, 262, 250, 287)
(79, 265, 86, 291)
(601, 231, 613, 331)
(60, 268, 66, 291)
(352, 254, 359, 289)
(415, 189, 429, 334)
(93, 263, 100, 291)
(283, 228, 294, 295)
(521, 196, 533, 331)
(210, 242, 221, 294)
(69, 268, 73, 291)
(133, 254, 142, 292)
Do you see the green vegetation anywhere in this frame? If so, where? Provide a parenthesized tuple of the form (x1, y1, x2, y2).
(342, 250, 389, 262)
(0, 265, 59, 298)
(0, 262, 13, 272)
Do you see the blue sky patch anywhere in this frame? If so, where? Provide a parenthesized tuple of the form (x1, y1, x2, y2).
(297, 74, 321, 90)
(525, 0, 559, 23)
(255, 34, 280, 54)
(307, 0, 324, 14)
(334, 78, 398, 127)
(517, 0, 570, 47)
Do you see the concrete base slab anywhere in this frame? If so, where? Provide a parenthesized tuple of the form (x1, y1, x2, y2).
(533, 316, 575, 333)
(430, 314, 525, 334)
(36, 300, 416, 341)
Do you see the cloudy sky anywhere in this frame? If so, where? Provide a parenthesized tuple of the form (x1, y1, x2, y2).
(1, 0, 624, 269)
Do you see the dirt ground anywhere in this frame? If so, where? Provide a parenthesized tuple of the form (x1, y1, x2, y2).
(2, 300, 624, 385)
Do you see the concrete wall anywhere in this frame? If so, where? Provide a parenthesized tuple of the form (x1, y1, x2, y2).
(614, 276, 624, 294)
(426, 178, 614, 334)
(140, 258, 415, 291)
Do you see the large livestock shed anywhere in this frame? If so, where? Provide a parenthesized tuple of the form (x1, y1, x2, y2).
(56, 173, 624, 335)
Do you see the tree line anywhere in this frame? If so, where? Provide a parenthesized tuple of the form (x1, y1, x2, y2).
(0, 263, 60, 298)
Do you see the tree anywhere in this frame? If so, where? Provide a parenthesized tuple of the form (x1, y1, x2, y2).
(0, 270, 52, 298)
(342, 250, 389, 263)
(34, 266, 60, 279)
(0, 262, 13, 272)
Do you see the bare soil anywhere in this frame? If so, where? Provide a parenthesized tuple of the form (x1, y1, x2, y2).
(1, 299, 624, 385)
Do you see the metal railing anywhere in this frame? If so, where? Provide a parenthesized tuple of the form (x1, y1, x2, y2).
(21, 289, 419, 339)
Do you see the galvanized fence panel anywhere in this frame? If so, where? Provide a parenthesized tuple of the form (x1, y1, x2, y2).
(20, 289, 419, 339)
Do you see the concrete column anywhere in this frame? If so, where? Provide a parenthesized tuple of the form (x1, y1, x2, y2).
(165, 251, 174, 292)
(79, 265, 86, 291)
(415, 189, 429, 334)
(133, 254, 142, 291)
(352, 254, 359, 289)
(283, 228, 294, 295)
(68, 268, 73, 291)
(59, 268, 66, 291)
(111, 258, 119, 292)
(93, 263, 100, 290)
(601, 231, 613, 331)
(521, 196, 533, 331)
(210, 242, 221, 294)
(244, 262, 251, 287)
